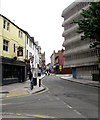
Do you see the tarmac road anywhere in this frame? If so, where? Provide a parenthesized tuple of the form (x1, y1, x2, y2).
(2, 75, 99, 119)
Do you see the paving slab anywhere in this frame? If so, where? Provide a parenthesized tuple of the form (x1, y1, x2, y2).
(0, 75, 46, 99)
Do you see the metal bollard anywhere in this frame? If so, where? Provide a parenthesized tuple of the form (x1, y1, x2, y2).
(39, 79, 41, 87)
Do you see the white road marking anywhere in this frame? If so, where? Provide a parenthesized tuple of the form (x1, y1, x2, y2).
(67, 104, 72, 109)
(73, 110, 82, 115)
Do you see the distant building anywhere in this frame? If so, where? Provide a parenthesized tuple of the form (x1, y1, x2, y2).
(50, 49, 71, 74)
(41, 52, 46, 70)
(62, 2, 99, 80)
(58, 49, 71, 74)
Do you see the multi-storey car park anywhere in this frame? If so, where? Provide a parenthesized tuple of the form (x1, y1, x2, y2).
(62, 2, 99, 81)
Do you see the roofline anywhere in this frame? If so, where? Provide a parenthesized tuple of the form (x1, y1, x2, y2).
(0, 14, 36, 44)
(61, 2, 79, 17)
(0, 14, 27, 33)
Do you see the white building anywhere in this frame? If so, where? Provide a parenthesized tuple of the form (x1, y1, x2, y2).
(25, 34, 41, 77)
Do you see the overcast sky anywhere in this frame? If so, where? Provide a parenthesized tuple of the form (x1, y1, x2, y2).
(0, 0, 75, 64)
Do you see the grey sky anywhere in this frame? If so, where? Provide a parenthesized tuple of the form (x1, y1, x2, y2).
(0, 0, 75, 64)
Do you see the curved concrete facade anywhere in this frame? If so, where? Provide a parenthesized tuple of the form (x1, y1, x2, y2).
(62, 2, 99, 80)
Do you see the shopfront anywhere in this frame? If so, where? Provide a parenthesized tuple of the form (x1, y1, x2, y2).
(0, 56, 26, 85)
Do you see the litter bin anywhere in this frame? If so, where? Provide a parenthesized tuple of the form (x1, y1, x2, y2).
(38, 73, 41, 77)
(33, 78, 37, 86)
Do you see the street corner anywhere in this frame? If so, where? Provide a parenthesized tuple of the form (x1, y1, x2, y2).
(6, 90, 29, 98)
(28, 86, 47, 95)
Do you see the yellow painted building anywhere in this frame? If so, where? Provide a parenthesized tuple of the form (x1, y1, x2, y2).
(0, 14, 27, 85)
(0, 14, 25, 61)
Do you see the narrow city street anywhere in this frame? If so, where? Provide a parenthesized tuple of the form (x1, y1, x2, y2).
(2, 75, 99, 119)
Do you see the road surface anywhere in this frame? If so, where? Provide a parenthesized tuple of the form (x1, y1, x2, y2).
(2, 75, 99, 119)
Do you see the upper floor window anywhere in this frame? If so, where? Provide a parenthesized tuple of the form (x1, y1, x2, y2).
(3, 39, 9, 52)
(29, 40, 32, 48)
(3, 20, 6, 29)
(18, 30, 23, 38)
(3, 19, 10, 31)
(14, 44, 16, 52)
(7, 22, 10, 31)
(29, 52, 32, 58)
(33, 44, 34, 50)
(27, 36, 28, 44)
(26, 50, 28, 59)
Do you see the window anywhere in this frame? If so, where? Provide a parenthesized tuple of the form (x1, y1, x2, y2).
(7, 22, 10, 31)
(18, 30, 23, 38)
(18, 31, 20, 37)
(29, 52, 32, 57)
(27, 50, 28, 58)
(3, 19, 10, 31)
(3, 40, 9, 52)
(29, 40, 32, 48)
(14, 44, 15, 52)
(27, 36, 28, 44)
(33, 44, 34, 50)
(21, 32, 23, 38)
(3, 20, 6, 29)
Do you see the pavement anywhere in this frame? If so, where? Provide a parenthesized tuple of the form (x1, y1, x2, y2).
(56, 74, 100, 88)
(0, 74, 100, 99)
(0, 74, 46, 99)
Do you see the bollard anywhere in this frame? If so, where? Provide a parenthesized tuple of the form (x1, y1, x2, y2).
(39, 79, 41, 87)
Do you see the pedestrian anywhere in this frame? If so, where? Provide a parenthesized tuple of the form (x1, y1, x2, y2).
(29, 71, 33, 81)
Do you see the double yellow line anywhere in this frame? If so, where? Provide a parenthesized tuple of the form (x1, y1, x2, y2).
(2, 112, 55, 118)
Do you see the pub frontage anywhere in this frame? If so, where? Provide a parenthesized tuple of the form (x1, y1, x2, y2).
(0, 56, 26, 85)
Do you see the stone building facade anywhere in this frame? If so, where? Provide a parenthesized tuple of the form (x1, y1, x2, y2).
(62, 2, 99, 81)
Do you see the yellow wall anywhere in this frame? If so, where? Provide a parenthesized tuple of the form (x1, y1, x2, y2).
(0, 16, 3, 55)
(0, 15, 25, 61)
